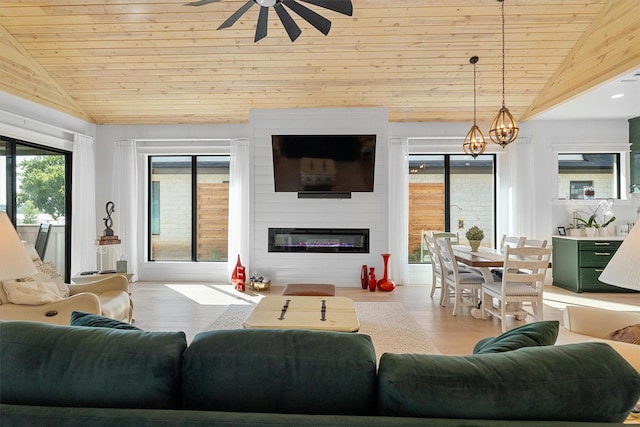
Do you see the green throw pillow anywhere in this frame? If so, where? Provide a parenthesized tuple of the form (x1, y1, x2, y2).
(70, 311, 141, 330)
(472, 320, 559, 354)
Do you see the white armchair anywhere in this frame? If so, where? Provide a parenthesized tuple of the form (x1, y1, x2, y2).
(0, 242, 133, 325)
(558, 305, 640, 372)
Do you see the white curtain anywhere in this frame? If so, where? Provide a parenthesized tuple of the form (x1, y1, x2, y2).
(228, 138, 251, 279)
(507, 138, 535, 238)
(388, 137, 409, 285)
(112, 139, 138, 281)
(71, 134, 96, 276)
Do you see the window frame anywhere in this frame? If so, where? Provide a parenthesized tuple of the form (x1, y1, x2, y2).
(407, 153, 497, 263)
(1, 135, 72, 280)
(146, 153, 230, 263)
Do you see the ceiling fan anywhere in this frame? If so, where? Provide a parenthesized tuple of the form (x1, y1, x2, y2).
(185, 0, 353, 42)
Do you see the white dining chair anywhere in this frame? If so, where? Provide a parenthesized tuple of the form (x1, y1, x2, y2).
(424, 235, 444, 303)
(523, 238, 547, 248)
(492, 235, 525, 280)
(436, 238, 485, 316)
(499, 235, 525, 251)
(432, 231, 460, 245)
(481, 246, 552, 332)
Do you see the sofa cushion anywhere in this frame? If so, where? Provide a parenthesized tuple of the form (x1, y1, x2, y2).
(0, 321, 186, 409)
(378, 342, 640, 423)
(70, 311, 140, 330)
(2, 279, 62, 305)
(473, 320, 559, 354)
(182, 328, 377, 416)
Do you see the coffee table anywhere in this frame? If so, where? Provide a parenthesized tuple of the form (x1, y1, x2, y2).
(242, 296, 360, 332)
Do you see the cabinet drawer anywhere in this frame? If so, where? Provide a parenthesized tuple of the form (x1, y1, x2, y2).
(578, 240, 621, 251)
(579, 268, 638, 292)
(579, 250, 616, 267)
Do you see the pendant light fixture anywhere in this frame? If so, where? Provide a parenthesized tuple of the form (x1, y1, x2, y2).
(489, 0, 519, 147)
(463, 56, 486, 158)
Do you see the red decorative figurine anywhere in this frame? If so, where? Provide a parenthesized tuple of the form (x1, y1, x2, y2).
(231, 255, 246, 292)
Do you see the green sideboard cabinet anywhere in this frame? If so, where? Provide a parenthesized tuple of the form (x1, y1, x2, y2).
(552, 236, 633, 293)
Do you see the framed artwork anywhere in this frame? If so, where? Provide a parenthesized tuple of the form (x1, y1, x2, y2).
(557, 226, 566, 236)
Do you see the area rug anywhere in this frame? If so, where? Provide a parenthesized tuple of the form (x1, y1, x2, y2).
(205, 301, 441, 359)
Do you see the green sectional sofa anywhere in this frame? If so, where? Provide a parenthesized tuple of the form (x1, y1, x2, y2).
(1, 320, 639, 426)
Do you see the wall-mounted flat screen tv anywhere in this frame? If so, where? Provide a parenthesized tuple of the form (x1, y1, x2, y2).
(271, 135, 376, 196)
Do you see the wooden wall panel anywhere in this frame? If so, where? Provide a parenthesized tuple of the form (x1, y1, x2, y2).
(408, 183, 445, 257)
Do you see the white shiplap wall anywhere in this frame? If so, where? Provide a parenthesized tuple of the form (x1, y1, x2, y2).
(250, 108, 389, 286)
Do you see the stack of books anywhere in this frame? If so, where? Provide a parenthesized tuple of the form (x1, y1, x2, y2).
(96, 235, 121, 245)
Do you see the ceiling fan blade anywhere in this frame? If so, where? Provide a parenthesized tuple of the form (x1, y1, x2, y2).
(282, 0, 331, 35)
(255, 6, 269, 42)
(217, 0, 255, 30)
(184, 0, 222, 6)
(298, 0, 353, 16)
(274, 3, 302, 42)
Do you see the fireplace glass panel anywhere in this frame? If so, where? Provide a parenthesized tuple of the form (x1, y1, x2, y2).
(268, 228, 369, 253)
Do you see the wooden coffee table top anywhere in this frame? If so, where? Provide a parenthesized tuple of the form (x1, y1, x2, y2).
(242, 296, 359, 332)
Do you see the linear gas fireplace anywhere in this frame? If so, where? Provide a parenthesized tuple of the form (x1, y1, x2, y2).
(268, 228, 369, 253)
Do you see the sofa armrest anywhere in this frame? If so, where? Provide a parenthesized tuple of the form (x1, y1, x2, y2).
(0, 293, 101, 325)
(563, 306, 640, 339)
(68, 275, 129, 295)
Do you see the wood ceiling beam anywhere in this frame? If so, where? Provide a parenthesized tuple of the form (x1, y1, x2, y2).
(522, 0, 640, 120)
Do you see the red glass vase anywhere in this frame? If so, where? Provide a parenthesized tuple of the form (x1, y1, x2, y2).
(361, 264, 368, 289)
(377, 253, 396, 292)
(368, 267, 376, 292)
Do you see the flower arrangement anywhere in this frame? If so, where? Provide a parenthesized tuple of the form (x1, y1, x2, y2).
(465, 226, 484, 241)
(573, 202, 616, 229)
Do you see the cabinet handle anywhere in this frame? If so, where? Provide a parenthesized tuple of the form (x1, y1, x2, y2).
(594, 242, 610, 246)
(594, 269, 605, 272)
(594, 252, 611, 256)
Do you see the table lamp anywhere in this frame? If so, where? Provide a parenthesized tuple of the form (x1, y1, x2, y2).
(0, 212, 37, 281)
(599, 222, 640, 291)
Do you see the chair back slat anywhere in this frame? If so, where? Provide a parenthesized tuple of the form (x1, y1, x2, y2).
(432, 232, 459, 245)
(500, 235, 525, 251)
(502, 246, 552, 289)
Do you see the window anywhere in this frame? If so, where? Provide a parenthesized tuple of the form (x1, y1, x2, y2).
(148, 155, 230, 262)
(1, 136, 71, 279)
(558, 154, 620, 200)
(408, 154, 495, 263)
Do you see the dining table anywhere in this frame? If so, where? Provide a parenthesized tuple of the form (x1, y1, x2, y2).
(452, 245, 505, 282)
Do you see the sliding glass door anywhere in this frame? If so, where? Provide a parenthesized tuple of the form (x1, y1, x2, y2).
(408, 154, 495, 263)
(1, 136, 71, 279)
(148, 155, 230, 262)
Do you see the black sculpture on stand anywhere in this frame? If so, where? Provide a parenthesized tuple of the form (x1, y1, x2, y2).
(103, 201, 115, 236)
(97, 201, 121, 245)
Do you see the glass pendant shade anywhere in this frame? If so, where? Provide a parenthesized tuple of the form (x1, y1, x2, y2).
(489, 105, 519, 147)
(463, 124, 486, 158)
(491, 0, 518, 148)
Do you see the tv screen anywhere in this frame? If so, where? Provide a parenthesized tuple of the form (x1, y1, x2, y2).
(271, 135, 376, 194)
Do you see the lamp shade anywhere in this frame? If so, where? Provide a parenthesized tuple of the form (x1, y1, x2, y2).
(599, 222, 640, 291)
(0, 212, 38, 282)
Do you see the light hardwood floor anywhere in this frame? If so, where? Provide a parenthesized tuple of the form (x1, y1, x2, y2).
(130, 281, 640, 355)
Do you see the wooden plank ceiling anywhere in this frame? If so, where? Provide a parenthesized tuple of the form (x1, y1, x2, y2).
(1, 0, 639, 125)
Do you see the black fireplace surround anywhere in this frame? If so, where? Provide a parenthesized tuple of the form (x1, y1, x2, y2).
(268, 228, 369, 253)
